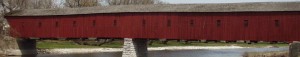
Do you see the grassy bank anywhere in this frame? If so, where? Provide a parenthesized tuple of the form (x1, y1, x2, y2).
(243, 51, 289, 57)
(37, 40, 288, 49)
(148, 41, 288, 47)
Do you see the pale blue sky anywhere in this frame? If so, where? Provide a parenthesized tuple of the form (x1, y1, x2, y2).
(160, 0, 300, 4)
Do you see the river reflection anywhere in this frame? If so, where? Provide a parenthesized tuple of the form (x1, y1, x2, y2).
(5, 47, 288, 57)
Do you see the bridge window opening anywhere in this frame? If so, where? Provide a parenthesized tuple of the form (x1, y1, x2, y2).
(38, 22, 42, 28)
(167, 19, 171, 27)
(93, 20, 96, 27)
(55, 21, 59, 27)
(190, 19, 194, 27)
(217, 20, 221, 27)
(73, 21, 77, 27)
(244, 20, 248, 27)
(275, 20, 280, 27)
(113, 19, 117, 26)
(142, 19, 146, 27)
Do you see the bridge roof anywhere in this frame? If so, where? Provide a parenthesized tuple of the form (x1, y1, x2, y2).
(7, 2, 300, 16)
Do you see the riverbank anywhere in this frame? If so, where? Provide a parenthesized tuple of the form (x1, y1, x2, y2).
(243, 51, 289, 57)
(36, 40, 289, 49)
(38, 46, 247, 54)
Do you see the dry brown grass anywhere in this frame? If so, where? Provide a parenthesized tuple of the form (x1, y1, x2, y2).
(243, 51, 289, 57)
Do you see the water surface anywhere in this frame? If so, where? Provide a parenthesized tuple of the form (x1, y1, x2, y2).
(6, 47, 288, 57)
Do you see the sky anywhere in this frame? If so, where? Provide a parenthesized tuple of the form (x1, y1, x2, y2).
(161, 0, 300, 4)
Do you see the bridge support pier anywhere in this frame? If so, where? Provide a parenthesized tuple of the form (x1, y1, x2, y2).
(122, 38, 148, 57)
(15, 39, 37, 55)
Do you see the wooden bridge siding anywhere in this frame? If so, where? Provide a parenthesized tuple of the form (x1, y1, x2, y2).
(286, 13, 300, 41)
(7, 17, 22, 37)
(10, 17, 37, 38)
(223, 13, 244, 41)
(244, 12, 259, 41)
(192, 13, 206, 40)
(120, 13, 143, 38)
(5, 12, 300, 42)
(142, 13, 159, 38)
(268, 13, 282, 42)
(178, 13, 200, 40)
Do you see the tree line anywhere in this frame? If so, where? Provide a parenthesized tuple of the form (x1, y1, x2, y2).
(4, 0, 164, 9)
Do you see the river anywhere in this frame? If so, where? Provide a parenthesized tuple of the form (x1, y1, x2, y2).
(5, 47, 288, 57)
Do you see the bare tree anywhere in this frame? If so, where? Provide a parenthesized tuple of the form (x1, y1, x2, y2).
(106, 0, 157, 5)
(65, 0, 98, 8)
(6, 0, 53, 9)
(5, 0, 165, 9)
(79, 0, 98, 7)
(36, 0, 53, 9)
(52, 0, 66, 8)
(0, 0, 18, 35)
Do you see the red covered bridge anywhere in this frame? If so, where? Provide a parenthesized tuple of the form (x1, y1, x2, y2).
(5, 2, 300, 42)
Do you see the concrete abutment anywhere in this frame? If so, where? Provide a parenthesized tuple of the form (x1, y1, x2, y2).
(0, 37, 37, 56)
(122, 38, 148, 57)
